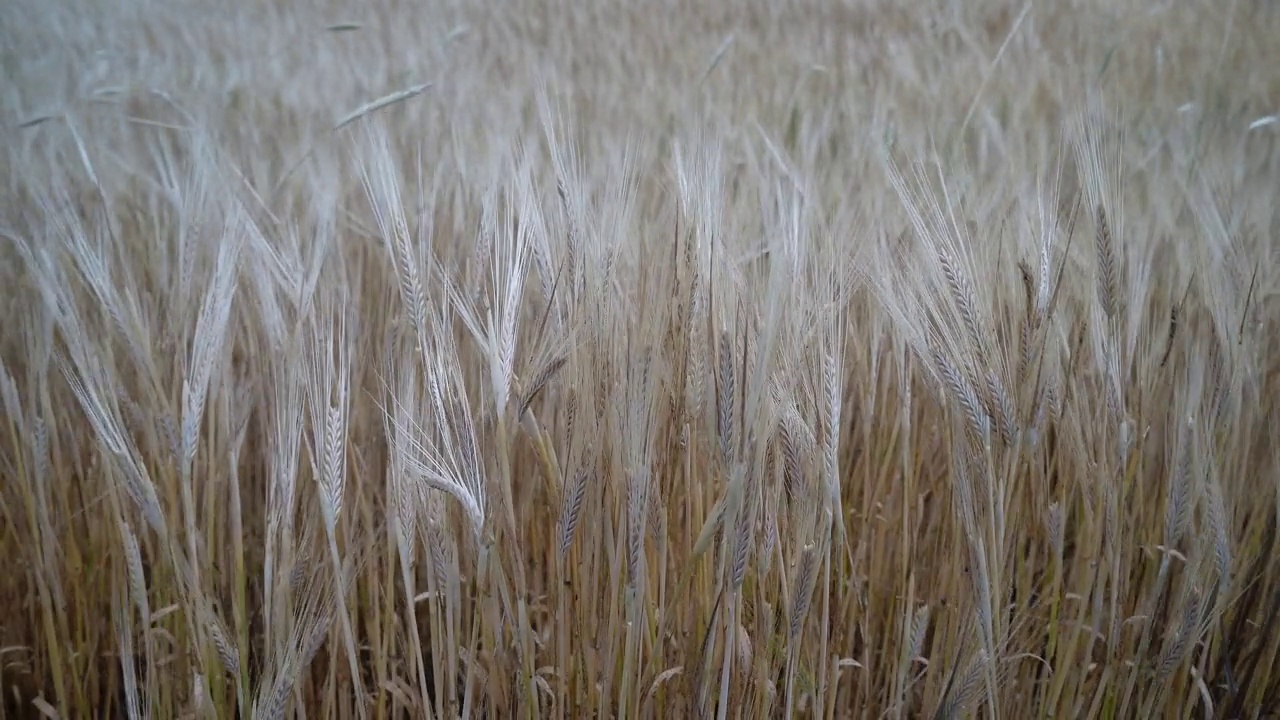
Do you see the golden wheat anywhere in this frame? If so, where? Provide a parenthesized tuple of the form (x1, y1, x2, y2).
(2, 0, 1279, 717)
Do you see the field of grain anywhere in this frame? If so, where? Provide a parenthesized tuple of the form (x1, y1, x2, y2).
(2, 0, 1279, 717)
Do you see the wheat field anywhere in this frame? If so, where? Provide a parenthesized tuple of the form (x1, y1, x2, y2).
(2, 0, 1279, 717)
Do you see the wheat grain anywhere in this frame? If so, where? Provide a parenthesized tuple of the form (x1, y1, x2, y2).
(4, 1, 1280, 717)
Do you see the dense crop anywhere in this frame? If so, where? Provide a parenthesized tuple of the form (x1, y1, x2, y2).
(2, 0, 1279, 717)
